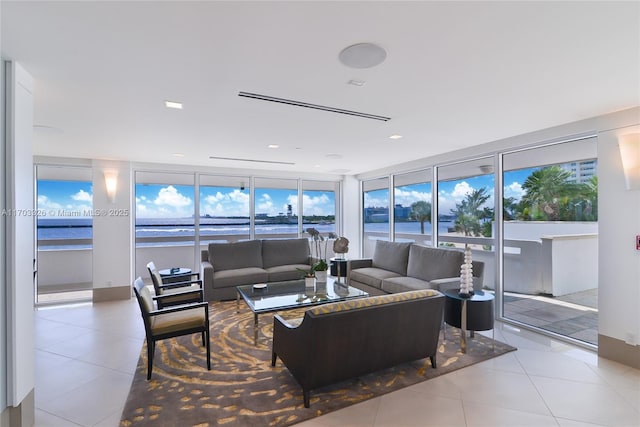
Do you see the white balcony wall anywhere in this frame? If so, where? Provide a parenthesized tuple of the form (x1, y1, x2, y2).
(36, 249, 92, 289)
(504, 221, 598, 240)
(542, 234, 598, 296)
(135, 245, 197, 284)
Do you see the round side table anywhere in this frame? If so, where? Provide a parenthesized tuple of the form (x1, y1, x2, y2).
(329, 257, 348, 283)
(444, 289, 495, 353)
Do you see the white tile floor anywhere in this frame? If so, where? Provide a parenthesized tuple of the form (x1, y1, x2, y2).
(34, 298, 640, 427)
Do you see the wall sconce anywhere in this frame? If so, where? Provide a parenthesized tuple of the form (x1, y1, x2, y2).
(104, 170, 118, 203)
(619, 133, 640, 190)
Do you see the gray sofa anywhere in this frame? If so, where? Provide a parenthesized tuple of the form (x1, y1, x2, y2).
(272, 289, 444, 407)
(349, 240, 484, 296)
(200, 238, 312, 301)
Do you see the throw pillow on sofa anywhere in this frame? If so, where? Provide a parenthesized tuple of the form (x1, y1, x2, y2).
(371, 240, 412, 276)
(208, 240, 263, 271)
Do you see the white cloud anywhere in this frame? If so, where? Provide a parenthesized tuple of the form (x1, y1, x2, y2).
(37, 195, 62, 210)
(451, 181, 473, 199)
(257, 194, 275, 214)
(394, 188, 431, 207)
(71, 189, 92, 202)
(505, 182, 524, 201)
(154, 185, 192, 207)
(201, 189, 250, 217)
(301, 193, 332, 216)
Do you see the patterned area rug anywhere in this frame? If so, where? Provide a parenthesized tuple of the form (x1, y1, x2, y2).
(120, 301, 516, 427)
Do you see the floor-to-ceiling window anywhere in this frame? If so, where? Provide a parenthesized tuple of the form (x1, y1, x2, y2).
(362, 177, 390, 257)
(254, 178, 298, 238)
(437, 158, 495, 245)
(199, 175, 250, 244)
(134, 171, 196, 278)
(35, 165, 93, 304)
(501, 137, 598, 346)
(302, 180, 337, 235)
(393, 169, 432, 246)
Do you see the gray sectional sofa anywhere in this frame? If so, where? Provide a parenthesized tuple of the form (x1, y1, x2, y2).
(200, 238, 312, 301)
(349, 240, 484, 296)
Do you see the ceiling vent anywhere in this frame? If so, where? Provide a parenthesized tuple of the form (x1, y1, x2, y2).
(238, 91, 390, 122)
(209, 156, 295, 165)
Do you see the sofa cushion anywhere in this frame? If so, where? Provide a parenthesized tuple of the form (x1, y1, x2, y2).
(266, 264, 313, 282)
(212, 267, 268, 288)
(262, 238, 310, 269)
(208, 240, 263, 271)
(350, 267, 402, 290)
(382, 276, 435, 294)
(372, 240, 412, 276)
(407, 245, 464, 282)
(308, 289, 440, 315)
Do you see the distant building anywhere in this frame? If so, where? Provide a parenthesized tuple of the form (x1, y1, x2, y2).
(561, 160, 597, 183)
(364, 204, 412, 222)
(394, 204, 411, 220)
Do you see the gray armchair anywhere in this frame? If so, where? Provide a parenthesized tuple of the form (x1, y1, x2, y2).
(132, 277, 211, 380)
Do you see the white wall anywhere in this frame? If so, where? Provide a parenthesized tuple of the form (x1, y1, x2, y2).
(91, 160, 132, 290)
(0, 55, 7, 421)
(598, 124, 640, 346)
(3, 61, 35, 418)
(342, 175, 361, 257)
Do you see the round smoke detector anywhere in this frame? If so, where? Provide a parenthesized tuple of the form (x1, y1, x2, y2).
(339, 43, 387, 69)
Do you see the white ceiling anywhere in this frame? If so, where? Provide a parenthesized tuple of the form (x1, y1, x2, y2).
(2, 1, 639, 176)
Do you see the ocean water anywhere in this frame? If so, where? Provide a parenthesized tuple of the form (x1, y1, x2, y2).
(37, 217, 451, 242)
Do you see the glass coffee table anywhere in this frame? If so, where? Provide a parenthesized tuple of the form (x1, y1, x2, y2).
(237, 277, 368, 344)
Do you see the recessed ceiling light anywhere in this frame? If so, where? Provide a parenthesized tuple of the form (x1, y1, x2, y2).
(268, 144, 279, 149)
(173, 153, 185, 157)
(325, 153, 343, 159)
(164, 100, 183, 109)
(348, 80, 366, 87)
(389, 134, 403, 140)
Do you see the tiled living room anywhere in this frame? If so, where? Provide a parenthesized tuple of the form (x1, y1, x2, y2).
(2, 1, 640, 427)
(33, 297, 640, 427)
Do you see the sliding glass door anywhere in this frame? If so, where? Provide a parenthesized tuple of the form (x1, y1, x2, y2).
(501, 137, 598, 346)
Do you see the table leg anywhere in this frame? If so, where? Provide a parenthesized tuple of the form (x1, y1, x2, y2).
(254, 312, 259, 346)
(461, 299, 467, 353)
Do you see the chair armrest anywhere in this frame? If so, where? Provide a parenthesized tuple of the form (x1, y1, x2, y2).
(149, 301, 209, 316)
(274, 314, 300, 329)
(158, 279, 203, 290)
(153, 287, 203, 301)
(348, 258, 372, 270)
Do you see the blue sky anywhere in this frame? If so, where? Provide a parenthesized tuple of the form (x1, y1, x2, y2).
(364, 167, 538, 215)
(37, 180, 93, 216)
(134, 185, 336, 218)
(37, 169, 536, 219)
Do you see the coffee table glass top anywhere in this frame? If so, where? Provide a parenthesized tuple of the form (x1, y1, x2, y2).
(237, 278, 368, 314)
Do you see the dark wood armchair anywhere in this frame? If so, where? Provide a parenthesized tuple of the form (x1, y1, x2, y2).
(132, 277, 211, 380)
(147, 261, 203, 308)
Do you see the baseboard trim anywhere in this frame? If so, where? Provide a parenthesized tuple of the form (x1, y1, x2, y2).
(93, 285, 131, 303)
(5, 388, 35, 427)
(598, 334, 640, 369)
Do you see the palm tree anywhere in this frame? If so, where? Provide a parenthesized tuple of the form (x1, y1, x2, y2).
(503, 196, 518, 220)
(450, 188, 493, 236)
(409, 200, 431, 234)
(520, 166, 574, 221)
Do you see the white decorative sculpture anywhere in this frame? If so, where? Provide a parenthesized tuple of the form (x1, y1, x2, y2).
(459, 244, 474, 297)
